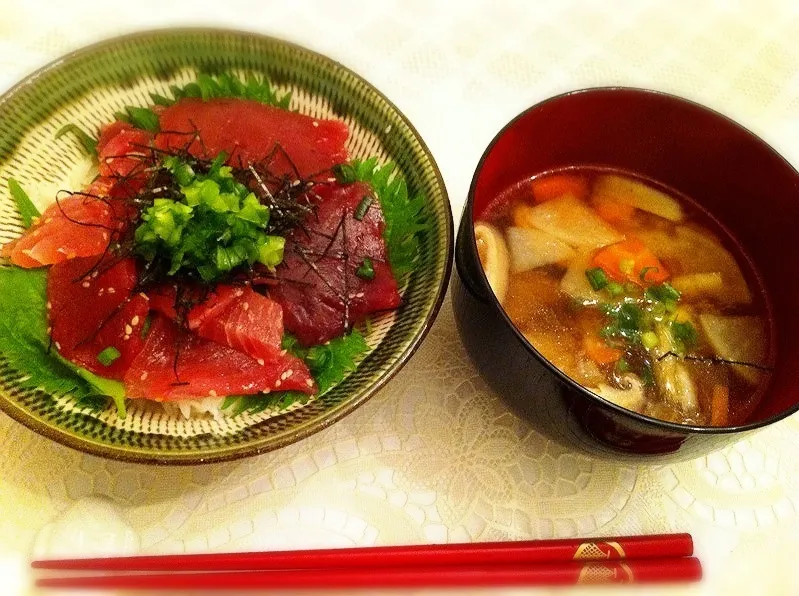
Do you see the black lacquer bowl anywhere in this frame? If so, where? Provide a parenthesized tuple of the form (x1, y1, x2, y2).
(453, 87, 799, 462)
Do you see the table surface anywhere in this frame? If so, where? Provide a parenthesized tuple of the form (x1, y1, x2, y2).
(2, 1, 799, 594)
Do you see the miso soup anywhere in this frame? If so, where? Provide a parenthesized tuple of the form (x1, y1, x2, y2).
(475, 167, 774, 426)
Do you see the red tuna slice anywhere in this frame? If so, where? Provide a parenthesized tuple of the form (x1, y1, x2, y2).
(124, 315, 316, 400)
(1, 195, 123, 268)
(154, 98, 349, 180)
(48, 257, 149, 379)
(269, 182, 402, 346)
(96, 121, 154, 196)
(149, 284, 285, 363)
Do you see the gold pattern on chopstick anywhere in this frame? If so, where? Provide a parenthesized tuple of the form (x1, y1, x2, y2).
(577, 562, 634, 583)
(573, 541, 626, 560)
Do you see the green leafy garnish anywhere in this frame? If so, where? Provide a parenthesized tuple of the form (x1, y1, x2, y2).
(135, 155, 284, 282)
(0, 268, 125, 416)
(54, 124, 98, 157)
(115, 106, 160, 133)
(585, 267, 608, 291)
(338, 158, 428, 278)
(356, 257, 375, 281)
(223, 330, 370, 417)
(601, 302, 644, 343)
(7, 179, 40, 228)
(163, 72, 291, 110)
(97, 346, 121, 366)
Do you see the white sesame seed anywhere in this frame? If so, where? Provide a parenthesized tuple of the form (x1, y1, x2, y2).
(242, 302, 249, 311)
(385, 124, 392, 134)
(46, 301, 52, 310)
(306, 379, 314, 387)
(263, 388, 271, 394)
(291, 179, 300, 187)
(280, 371, 289, 380)
(355, 292, 365, 298)
(257, 359, 265, 366)
(140, 372, 148, 381)
(131, 316, 140, 326)
(81, 281, 91, 288)
(55, 342, 62, 350)
(46, 326, 52, 334)
(102, 232, 109, 241)
(125, 324, 133, 335)
(280, 350, 287, 356)
(312, 121, 319, 127)
(107, 287, 116, 294)
(327, 177, 337, 182)
(209, 390, 217, 397)
(98, 288, 104, 296)
(45, 217, 53, 224)
(275, 379, 282, 388)
(91, 271, 99, 278)
(123, 335, 130, 341)
(32, 229, 41, 236)
(139, 292, 149, 300)
(285, 369, 293, 377)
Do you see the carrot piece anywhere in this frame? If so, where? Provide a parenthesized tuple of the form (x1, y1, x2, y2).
(593, 196, 636, 225)
(710, 384, 729, 426)
(583, 334, 623, 365)
(591, 237, 669, 286)
(531, 173, 589, 203)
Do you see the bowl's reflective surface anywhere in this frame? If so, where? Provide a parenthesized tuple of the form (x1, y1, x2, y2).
(454, 87, 799, 462)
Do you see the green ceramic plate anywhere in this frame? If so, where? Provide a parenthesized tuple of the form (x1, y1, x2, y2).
(0, 29, 452, 464)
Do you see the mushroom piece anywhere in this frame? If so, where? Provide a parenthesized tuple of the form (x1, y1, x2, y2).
(474, 221, 510, 304)
(592, 374, 646, 413)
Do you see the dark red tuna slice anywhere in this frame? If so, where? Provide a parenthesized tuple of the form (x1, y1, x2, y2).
(48, 257, 148, 378)
(269, 182, 402, 346)
(154, 98, 348, 180)
(124, 315, 316, 399)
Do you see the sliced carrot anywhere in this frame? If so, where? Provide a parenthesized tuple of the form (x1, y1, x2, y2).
(531, 173, 589, 203)
(591, 237, 670, 286)
(710, 384, 729, 426)
(593, 196, 636, 225)
(583, 334, 623, 365)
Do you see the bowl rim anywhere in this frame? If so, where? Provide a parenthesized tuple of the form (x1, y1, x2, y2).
(460, 84, 799, 436)
(0, 27, 454, 464)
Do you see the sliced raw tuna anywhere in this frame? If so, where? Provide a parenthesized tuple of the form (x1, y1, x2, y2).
(124, 315, 316, 399)
(1, 195, 123, 268)
(1, 122, 152, 268)
(269, 182, 402, 346)
(48, 257, 148, 378)
(149, 284, 286, 363)
(154, 98, 348, 180)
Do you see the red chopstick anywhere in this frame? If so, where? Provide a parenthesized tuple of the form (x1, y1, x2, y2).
(36, 558, 702, 590)
(31, 533, 693, 571)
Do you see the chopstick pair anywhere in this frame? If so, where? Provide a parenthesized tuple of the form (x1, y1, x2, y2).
(32, 533, 701, 590)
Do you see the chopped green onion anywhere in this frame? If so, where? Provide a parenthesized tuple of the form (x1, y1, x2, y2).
(585, 267, 608, 291)
(670, 320, 698, 352)
(645, 282, 681, 303)
(356, 257, 375, 280)
(615, 358, 631, 374)
(641, 331, 659, 349)
(353, 195, 373, 221)
(639, 266, 659, 282)
(606, 281, 625, 297)
(305, 345, 331, 372)
(7, 178, 40, 228)
(334, 163, 357, 184)
(124, 106, 160, 132)
(97, 346, 122, 366)
(140, 314, 153, 339)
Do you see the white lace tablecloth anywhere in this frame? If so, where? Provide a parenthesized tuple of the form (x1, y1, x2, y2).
(2, 1, 799, 594)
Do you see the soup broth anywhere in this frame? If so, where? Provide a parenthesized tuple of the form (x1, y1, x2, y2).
(475, 167, 774, 426)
